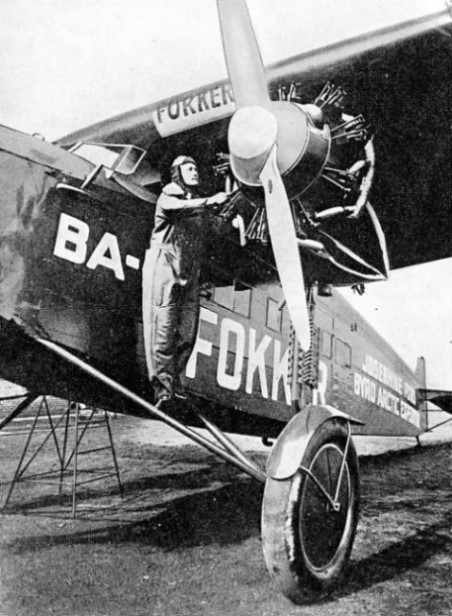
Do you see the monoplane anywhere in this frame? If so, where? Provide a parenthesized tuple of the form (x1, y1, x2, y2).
(0, 0, 451, 602)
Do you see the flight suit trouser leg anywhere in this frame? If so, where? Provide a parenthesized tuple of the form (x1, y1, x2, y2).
(175, 269, 200, 381)
(143, 248, 181, 399)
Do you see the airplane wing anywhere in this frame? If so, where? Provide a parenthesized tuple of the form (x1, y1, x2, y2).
(58, 4, 452, 272)
(419, 389, 452, 414)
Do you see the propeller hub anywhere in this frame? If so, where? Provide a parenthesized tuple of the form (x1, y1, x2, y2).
(228, 106, 278, 186)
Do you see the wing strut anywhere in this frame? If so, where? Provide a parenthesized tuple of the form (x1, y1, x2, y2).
(36, 337, 267, 483)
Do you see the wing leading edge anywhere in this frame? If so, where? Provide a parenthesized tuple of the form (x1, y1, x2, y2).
(58, 5, 452, 272)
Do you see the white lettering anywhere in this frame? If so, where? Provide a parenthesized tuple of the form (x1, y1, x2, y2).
(271, 340, 291, 405)
(245, 328, 270, 398)
(362, 353, 407, 396)
(217, 318, 245, 391)
(86, 233, 125, 281)
(125, 255, 140, 270)
(354, 373, 377, 403)
(187, 313, 291, 405)
(185, 308, 217, 379)
(53, 213, 89, 265)
(377, 386, 399, 414)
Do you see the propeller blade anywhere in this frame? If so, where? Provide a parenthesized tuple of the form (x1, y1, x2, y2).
(259, 146, 311, 351)
(217, 0, 310, 351)
(217, 0, 269, 108)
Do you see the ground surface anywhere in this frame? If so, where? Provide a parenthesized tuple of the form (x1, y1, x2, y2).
(0, 404, 451, 616)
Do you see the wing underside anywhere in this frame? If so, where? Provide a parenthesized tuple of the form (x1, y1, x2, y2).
(58, 8, 452, 272)
(419, 389, 452, 415)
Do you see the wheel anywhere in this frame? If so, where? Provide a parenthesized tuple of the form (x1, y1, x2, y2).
(261, 419, 360, 603)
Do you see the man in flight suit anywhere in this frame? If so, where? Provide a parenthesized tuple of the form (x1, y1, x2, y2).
(142, 156, 229, 404)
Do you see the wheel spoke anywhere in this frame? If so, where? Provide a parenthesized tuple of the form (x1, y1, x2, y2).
(299, 464, 339, 511)
(300, 444, 351, 569)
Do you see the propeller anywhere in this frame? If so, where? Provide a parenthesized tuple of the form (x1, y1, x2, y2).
(217, 0, 312, 350)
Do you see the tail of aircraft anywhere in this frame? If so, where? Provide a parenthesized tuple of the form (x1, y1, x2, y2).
(415, 354, 452, 434)
(415, 356, 427, 390)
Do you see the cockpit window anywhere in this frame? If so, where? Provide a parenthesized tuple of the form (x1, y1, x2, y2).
(70, 143, 122, 169)
(69, 142, 152, 178)
(69, 142, 160, 194)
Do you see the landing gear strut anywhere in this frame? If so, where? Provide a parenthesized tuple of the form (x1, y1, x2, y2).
(261, 418, 360, 603)
(36, 337, 361, 601)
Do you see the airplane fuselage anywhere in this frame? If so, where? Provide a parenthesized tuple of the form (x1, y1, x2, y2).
(0, 124, 422, 438)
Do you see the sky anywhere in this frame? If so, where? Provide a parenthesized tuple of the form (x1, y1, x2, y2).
(338, 259, 452, 389)
(1, 0, 451, 388)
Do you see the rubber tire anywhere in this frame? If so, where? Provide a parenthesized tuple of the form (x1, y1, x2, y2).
(261, 419, 360, 603)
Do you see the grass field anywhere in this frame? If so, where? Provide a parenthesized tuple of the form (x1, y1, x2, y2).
(1, 410, 451, 616)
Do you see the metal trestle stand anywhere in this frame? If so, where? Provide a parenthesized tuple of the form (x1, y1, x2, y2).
(1, 396, 123, 517)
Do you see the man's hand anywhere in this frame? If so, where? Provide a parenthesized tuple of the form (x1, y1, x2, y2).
(206, 192, 230, 206)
